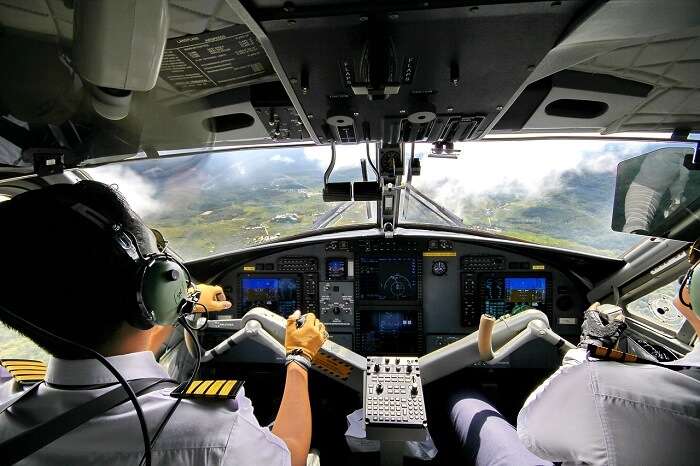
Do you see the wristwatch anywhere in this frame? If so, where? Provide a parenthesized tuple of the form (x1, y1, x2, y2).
(285, 350, 311, 371)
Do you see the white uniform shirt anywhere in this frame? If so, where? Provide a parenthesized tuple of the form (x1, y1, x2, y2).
(0, 351, 291, 465)
(517, 346, 700, 465)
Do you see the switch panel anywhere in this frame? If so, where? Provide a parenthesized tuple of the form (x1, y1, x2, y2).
(319, 281, 354, 326)
(363, 356, 427, 441)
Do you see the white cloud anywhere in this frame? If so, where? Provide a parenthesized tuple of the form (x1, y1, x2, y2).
(270, 154, 294, 164)
(87, 165, 163, 218)
(412, 140, 656, 214)
(303, 145, 371, 170)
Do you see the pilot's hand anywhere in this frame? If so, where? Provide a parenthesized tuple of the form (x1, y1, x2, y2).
(578, 302, 627, 349)
(194, 284, 232, 312)
(285, 311, 328, 362)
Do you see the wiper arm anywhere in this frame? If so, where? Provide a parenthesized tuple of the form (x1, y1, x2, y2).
(402, 184, 464, 227)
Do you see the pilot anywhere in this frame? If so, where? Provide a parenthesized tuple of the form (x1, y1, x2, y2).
(0, 180, 327, 466)
(449, 245, 700, 465)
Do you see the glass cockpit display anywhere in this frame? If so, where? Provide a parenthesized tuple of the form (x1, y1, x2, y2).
(358, 256, 418, 301)
(240, 276, 300, 316)
(482, 276, 547, 318)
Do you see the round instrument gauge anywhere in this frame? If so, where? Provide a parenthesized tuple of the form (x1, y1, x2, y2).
(380, 150, 401, 174)
(432, 260, 448, 276)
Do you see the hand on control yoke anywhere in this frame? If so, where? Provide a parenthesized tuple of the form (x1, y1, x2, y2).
(578, 302, 627, 349)
(285, 311, 328, 370)
(193, 284, 232, 312)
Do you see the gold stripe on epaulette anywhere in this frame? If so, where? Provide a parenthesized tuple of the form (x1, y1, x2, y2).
(186, 380, 203, 394)
(1, 359, 45, 366)
(14, 375, 44, 382)
(9, 370, 46, 377)
(1, 359, 46, 369)
(193, 380, 214, 395)
(1, 359, 47, 384)
(219, 380, 236, 397)
(171, 379, 244, 400)
(4, 365, 46, 371)
(206, 380, 226, 396)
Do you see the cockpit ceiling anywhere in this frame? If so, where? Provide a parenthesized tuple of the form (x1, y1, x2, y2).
(0, 0, 699, 171)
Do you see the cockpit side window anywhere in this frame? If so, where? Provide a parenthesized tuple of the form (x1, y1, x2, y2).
(626, 279, 686, 334)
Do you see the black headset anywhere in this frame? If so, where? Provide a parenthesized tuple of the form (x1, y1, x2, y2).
(66, 201, 194, 330)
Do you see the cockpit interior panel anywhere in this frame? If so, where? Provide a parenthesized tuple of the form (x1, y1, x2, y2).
(207, 234, 589, 366)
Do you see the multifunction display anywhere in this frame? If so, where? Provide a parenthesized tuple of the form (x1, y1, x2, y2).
(358, 256, 418, 301)
(483, 276, 547, 318)
(462, 273, 550, 326)
(359, 309, 419, 354)
(240, 275, 300, 316)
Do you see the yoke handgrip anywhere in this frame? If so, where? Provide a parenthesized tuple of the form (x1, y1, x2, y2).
(477, 314, 496, 361)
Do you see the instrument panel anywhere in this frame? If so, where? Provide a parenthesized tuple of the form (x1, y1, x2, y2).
(212, 236, 586, 359)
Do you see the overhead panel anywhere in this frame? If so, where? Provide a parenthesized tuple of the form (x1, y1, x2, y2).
(246, 1, 589, 144)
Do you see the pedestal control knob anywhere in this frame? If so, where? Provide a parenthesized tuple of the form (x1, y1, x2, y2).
(332, 306, 341, 315)
(410, 383, 418, 396)
(376, 384, 383, 394)
(406, 365, 412, 373)
(373, 363, 380, 372)
(384, 357, 390, 364)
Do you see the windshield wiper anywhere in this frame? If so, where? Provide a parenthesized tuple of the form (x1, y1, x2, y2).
(402, 184, 464, 227)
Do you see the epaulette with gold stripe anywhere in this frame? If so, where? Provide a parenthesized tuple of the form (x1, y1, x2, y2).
(170, 379, 244, 400)
(0, 359, 47, 385)
(587, 344, 664, 366)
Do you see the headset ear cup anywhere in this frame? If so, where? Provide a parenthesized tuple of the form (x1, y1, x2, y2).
(138, 258, 189, 326)
(689, 266, 700, 318)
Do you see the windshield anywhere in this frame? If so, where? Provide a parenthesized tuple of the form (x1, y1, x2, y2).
(84, 139, 694, 261)
(402, 140, 696, 257)
(86, 146, 376, 260)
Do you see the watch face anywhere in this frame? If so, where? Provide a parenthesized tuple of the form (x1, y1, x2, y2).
(432, 260, 447, 276)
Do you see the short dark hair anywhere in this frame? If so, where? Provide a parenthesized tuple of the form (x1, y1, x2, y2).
(0, 180, 151, 358)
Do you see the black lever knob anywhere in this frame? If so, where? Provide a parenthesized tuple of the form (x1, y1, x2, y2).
(376, 384, 383, 394)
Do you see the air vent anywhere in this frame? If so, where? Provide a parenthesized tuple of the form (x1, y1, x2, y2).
(544, 99, 608, 119)
(203, 113, 255, 133)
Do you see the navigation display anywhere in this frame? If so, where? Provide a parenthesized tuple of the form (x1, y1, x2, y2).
(358, 256, 418, 301)
(240, 276, 299, 316)
(482, 276, 547, 318)
(360, 309, 419, 354)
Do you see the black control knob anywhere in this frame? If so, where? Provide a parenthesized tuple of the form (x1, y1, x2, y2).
(411, 383, 418, 396)
(395, 357, 400, 364)
(385, 357, 390, 364)
(406, 365, 412, 373)
(373, 363, 380, 372)
(332, 306, 341, 315)
(376, 384, 383, 394)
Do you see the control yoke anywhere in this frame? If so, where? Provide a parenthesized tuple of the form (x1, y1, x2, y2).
(197, 308, 575, 392)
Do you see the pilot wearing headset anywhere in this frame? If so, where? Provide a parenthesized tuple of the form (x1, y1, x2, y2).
(0, 180, 327, 466)
(448, 245, 700, 466)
